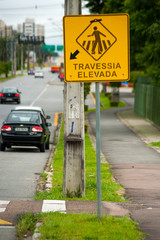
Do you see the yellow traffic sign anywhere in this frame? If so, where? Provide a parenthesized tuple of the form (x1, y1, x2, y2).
(63, 14, 130, 83)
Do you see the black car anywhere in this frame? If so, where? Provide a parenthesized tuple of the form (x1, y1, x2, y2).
(0, 87, 21, 104)
(0, 110, 51, 152)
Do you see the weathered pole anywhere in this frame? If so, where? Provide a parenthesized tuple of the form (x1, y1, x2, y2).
(21, 44, 23, 75)
(63, 0, 85, 197)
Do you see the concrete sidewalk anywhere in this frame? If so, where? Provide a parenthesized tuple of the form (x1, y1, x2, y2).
(86, 90, 160, 240)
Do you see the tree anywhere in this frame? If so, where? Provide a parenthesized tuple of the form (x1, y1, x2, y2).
(84, 0, 105, 13)
(84, 0, 160, 85)
(124, 0, 160, 85)
(0, 61, 11, 78)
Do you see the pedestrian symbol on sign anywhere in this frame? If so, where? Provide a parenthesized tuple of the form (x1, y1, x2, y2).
(88, 26, 106, 54)
(76, 19, 117, 61)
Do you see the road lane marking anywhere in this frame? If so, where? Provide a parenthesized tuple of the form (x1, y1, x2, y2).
(0, 200, 10, 213)
(0, 219, 12, 225)
(90, 91, 96, 104)
(42, 200, 66, 213)
(30, 84, 49, 106)
(54, 112, 63, 126)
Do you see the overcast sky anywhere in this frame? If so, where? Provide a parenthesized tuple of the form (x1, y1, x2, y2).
(0, 0, 89, 45)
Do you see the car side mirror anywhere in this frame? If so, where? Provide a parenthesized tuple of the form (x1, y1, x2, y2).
(46, 115, 51, 119)
(46, 122, 52, 127)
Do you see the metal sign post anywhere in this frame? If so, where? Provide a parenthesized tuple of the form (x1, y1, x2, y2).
(96, 82, 102, 218)
(63, 11, 130, 219)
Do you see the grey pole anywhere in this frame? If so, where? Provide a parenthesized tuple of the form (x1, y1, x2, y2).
(11, 36, 14, 77)
(63, 0, 85, 198)
(21, 44, 23, 74)
(96, 82, 102, 218)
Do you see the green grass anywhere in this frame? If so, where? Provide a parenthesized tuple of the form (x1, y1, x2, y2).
(16, 212, 146, 240)
(16, 213, 39, 240)
(148, 142, 160, 147)
(100, 92, 126, 109)
(16, 95, 146, 240)
(0, 74, 24, 82)
(35, 120, 125, 201)
(87, 93, 126, 112)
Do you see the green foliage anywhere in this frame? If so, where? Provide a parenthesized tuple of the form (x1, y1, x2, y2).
(148, 142, 160, 148)
(85, 0, 160, 85)
(84, 0, 105, 13)
(39, 212, 146, 240)
(0, 38, 6, 61)
(16, 213, 39, 240)
(102, 0, 125, 13)
(130, 71, 145, 85)
(35, 119, 125, 202)
(16, 212, 146, 240)
(84, 83, 91, 100)
(0, 61, 11, 77)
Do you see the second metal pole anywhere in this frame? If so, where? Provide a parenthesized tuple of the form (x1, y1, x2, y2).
(96, 82, 102, 218)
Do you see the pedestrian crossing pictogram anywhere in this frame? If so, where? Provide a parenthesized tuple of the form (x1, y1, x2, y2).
(76, 19, 117, 61)
(63, 14, 130, 82)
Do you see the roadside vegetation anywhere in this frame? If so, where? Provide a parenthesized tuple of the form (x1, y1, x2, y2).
(87, 92, 126, 113)
(148, 142, 160, 148)
(0, 74, 23, 82)
(35, 94, 126, 201)
(16, 212, 146, 240)
(16, 94, 146, 239)
(36, 120, 125, 201)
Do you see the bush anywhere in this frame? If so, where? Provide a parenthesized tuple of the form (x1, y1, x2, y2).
(0, 61, 11, 77)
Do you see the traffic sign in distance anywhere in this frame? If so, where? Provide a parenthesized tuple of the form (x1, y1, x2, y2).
(63, 14, 130, 83)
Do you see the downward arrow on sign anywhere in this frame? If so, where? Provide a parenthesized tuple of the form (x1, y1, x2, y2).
(70, 50, 80, 59)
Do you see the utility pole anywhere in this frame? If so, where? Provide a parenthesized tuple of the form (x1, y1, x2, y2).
(21, 44, 23, 74)
(11, 36, 14, 77)
(27, 44, 30, 71)
(13, 40, 16, 76)
(63, 0, 85, 197)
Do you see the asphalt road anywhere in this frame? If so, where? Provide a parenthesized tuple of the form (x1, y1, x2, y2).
(0, 69, 64, 200)
(0, 69, 64, 240)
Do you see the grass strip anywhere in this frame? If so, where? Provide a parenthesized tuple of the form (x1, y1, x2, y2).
(16, 212, 146, 240)
(148, 142, 160, 148)
(35, 120, 125, 201)
(87, 92, 126, 112)
(100, 92, 126, 109)
(0, 74, 24, 82)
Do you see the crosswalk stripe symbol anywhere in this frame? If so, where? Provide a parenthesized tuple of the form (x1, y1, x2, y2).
(76, 19, 117, 61)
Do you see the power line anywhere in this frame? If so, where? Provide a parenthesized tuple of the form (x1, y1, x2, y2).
(0, 4, 64, 11)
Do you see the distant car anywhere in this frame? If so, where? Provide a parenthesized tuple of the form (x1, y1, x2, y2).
(34, 69, 44, 78)
(0, 110, 51, 152)
(58, 67, 64, 81)
(0, 87, 21, 104)
(14, 106, 51, 121)
(28, 69, 35, 75)
(51, 63, 60, 73)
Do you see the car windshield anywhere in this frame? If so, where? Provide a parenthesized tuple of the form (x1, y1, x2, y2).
(7, 112, 40, 123)
(2, 88, 16, 93)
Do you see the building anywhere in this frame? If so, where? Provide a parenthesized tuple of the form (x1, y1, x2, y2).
(0, 20, 13, 37)
(36, 24, 45, 36)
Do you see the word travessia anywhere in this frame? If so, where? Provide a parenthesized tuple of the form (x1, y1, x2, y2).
(73, 62, 121, 70)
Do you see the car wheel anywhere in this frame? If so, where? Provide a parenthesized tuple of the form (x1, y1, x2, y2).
(0, 143, 6, 151)
(40, 142, 45, 152)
